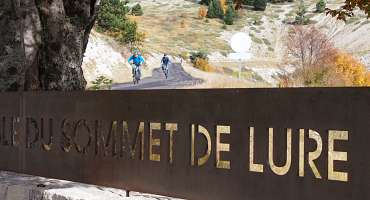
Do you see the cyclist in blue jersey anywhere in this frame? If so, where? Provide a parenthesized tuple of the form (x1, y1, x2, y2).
(128, 51, 145, 84)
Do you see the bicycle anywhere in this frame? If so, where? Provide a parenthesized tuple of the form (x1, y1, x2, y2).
(132, 64, 141, 84)
(162, 63, 169, 79)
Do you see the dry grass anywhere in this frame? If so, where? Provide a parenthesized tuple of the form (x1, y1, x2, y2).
(130, 0, 370, 58)
(128, 1, 258, 55)
(181, 61, 270, 88)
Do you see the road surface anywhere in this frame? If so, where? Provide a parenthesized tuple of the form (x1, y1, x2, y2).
(112, 63, 202, 90)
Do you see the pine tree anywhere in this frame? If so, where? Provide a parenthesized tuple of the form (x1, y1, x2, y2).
(254, 0, 267, 11)
(131, 3, 144, 16)
(244, 0, 255, 6)
(224, 0, 236, 25)
(295, 0, 309, 24)
(207, 0, 224, 19)
(200, 0, 211, 5)
(316, 0, 326, 13)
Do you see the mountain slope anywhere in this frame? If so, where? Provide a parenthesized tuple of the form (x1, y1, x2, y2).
(82, 0, 370, 88)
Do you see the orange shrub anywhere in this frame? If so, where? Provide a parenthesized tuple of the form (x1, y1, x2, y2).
(220, 0, 227, 13)
(333, 52, 370, 86)
(198, 6, 207, 19)
(285, 26, 370, 87)
(194, 58, 215, 72)
(278, 74, 293, 88)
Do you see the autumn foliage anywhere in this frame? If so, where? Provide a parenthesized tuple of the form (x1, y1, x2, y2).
(296, 52, 370, 87)
(284, 26, 370, 87)
(198, 6, 207, 19)
(326, 0, 370, 20)
(220, 0, 227, 12)
(194, 58, 215, 72)
(286, 26, 334, 70)
(331, 52, 370, 86)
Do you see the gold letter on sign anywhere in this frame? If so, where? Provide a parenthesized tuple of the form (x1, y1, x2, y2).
(150, 123, 161, 162)
(122, 121, 145, 160)
(249, 127, 264, 173)
(269, 128, 292, 176)
(308, 130, 323, 179)
(328, 130, 348, 182)
(191, 124, 211, 166)
(216, 125, 230, 169)
(299, 129, 304, 177)
(166, 123, 178, 164)
(191, 124, 195, 166)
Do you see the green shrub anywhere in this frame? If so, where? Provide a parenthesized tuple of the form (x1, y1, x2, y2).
(262, 38, 271, 45)
(253, 19, 263, 25)
(97, 0, 143, 46)
(97, 0, 129, 31)
(254, 0, 267, 11)
(270, 0, 291, 3)
(250, 33, 263, 44)
(294, 0, 310, 25)
(200, 0, 211, 5)
(224, 0, 236, 25)
(190, 51, 209, 64)
(91, 76, 113, 90)
(316, 0, 326, 13)
(189, 51, 213, 72)
(132, 3, 144, 16)
(118, 20, 144, 47)
(207, 0, 224, 19)
(243, 0, 255, 6)
(180, 52, 189, 60)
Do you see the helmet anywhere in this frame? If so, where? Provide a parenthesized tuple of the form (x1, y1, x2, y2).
(133, 49, 140, 56)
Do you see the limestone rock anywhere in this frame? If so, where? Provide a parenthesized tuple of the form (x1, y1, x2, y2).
(0, 171, 183, 200)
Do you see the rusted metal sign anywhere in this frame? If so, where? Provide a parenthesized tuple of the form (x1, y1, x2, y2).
(0, 88, 369, 200)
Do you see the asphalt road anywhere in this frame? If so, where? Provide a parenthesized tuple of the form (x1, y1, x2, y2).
(112, 63, 202, 90)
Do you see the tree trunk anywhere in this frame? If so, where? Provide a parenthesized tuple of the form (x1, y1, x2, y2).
(0, 0, 100, 91)
(0, 0, 25, 91)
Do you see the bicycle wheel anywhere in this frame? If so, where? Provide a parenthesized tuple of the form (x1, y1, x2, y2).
(165, 68, 168, 79)
(133, 71, 138, 84)
(134, 68, 141, 84)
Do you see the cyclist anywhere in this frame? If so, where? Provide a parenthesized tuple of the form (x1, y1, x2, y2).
(161, 53, 170, 78)
(128, 51, 145, 80)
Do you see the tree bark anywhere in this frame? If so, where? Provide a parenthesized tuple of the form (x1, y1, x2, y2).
(0, 0, 100, 91)
(0, 0, 24, 91)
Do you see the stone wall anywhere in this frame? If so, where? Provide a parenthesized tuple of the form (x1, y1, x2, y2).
(0, 171, 181, 200)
